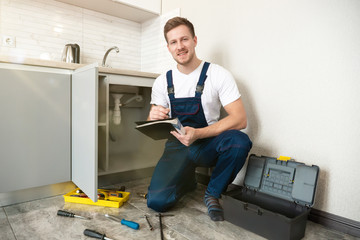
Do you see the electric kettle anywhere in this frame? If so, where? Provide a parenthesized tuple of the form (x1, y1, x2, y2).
(61, 44, 80, 63)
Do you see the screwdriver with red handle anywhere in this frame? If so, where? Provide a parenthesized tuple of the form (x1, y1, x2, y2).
(83, 229, 114, 240)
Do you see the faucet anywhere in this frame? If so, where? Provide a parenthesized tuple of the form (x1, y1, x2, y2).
(102, 46, 119, 67)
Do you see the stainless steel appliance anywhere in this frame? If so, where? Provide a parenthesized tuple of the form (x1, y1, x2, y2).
(61, 44, 80, 63)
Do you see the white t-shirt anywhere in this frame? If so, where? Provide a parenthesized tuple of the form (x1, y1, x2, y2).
(150, 61, 241, 125)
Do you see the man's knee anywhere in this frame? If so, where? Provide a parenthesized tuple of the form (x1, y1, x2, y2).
(219, 130, 252, 150)
(147, 187, 176, 212)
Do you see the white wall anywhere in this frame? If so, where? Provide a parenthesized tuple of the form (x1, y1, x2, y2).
(162, 0, 360, 222)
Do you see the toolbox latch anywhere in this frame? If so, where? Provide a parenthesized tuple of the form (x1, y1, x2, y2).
(277, 156, 291, 161)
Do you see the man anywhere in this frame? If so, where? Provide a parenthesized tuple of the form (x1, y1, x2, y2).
(146, 17, 252, 221)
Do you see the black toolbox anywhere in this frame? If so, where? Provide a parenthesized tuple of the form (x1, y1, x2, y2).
(222, 154, 319, 240)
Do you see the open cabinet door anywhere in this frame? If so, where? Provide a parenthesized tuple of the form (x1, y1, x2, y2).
(71, 63, 99, 202)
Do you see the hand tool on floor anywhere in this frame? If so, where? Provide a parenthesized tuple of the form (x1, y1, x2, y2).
(137, 193, 147, 199)
(144, 214, 153, 231)
(156, 213, 174, 240)
(83, 229, 114, 240)
(108, 191, 123, 198)
(104, 214, 140, 230)
(57, 210, 91, 220)
(97, 192, 106, 200)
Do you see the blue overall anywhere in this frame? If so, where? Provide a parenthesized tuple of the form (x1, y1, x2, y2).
(147, 62, 252, 212)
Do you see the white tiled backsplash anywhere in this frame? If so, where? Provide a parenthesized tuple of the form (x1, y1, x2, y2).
(141, 10, 178, 74)
(0, 0, 179, 73)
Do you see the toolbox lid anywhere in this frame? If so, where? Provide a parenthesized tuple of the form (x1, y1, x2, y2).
(244, 154, 319, 207)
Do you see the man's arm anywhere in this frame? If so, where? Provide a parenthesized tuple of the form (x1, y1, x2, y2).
(196, 97, 247, 138)
(171, 97, 247, 146)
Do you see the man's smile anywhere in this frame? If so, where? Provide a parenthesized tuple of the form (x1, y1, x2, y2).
(177, 50, 188, 56)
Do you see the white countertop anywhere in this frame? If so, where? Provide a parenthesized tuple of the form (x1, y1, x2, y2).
(0, 56, 159, 79)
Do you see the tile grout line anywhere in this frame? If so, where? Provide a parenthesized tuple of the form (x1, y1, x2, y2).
(3, 207, 18, 240)
(166, 224, 191, 240)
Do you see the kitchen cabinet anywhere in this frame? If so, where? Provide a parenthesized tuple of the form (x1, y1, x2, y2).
(0, 66, 71, 193)
(0, 60, 162, 202)
(72, 64, 163, 201)
(113, 0, 161, 14)
(55, 0, 160, 23)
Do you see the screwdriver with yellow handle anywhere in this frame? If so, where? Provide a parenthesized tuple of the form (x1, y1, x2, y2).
(57, 210, 91, 220)
(83, 229, 114, 240)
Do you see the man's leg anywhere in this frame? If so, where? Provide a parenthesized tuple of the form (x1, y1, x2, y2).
(193, 130, 252, 221)
(147, 140, 197, 212)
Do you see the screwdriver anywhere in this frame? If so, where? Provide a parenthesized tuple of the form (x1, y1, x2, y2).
(144, 215, 153, 231)
(104, 214, 140, 230)
(57, 210, 91, 220)
(83, 229, 114, 240)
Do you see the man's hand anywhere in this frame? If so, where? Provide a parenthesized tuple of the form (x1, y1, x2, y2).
(148, 105, 170, 120)
(169, 98, 248, 146)
(171, 126, 198, 146)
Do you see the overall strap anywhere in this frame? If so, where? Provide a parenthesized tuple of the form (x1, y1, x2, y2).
(166, 70, 175, 99)
(166, 62, 210, 99)
(195, 62, 210, 97)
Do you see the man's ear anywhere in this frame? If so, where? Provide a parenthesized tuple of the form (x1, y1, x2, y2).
(194, 36, 198, 46)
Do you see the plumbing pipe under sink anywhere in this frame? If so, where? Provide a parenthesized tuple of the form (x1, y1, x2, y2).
(111, 94, 143, 126)
(112, 93, 123, 125)
(109, 93, 143, 142)
(123, 95, 143, 105)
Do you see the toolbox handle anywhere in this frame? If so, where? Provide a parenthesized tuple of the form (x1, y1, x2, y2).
(243, 203, 263, 216)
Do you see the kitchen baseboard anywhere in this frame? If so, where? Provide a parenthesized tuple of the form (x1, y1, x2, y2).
(0, 181, 76, 207)
(309, 208, 360, 237)
(195, 172, 360, 238)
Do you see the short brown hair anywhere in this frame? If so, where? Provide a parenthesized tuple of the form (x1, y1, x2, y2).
(164, 17, 195, 42)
